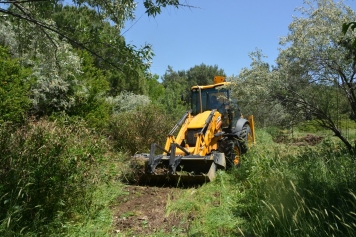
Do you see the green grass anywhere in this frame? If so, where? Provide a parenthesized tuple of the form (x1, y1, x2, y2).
(0, 119, 128, 236)
(2, 121, 355, 236)
(55, 181, 125, 237)
(166, 171, 246, 236)
(165, 129, 356, 236)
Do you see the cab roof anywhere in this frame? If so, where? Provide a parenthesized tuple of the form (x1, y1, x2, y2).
(190, 81, 231, 90)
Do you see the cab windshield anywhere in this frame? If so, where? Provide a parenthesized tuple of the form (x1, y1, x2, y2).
(190, 86, 229, 115)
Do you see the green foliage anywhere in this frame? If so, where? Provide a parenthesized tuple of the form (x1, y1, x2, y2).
(235, 131, 356, 236)
(0, 119, 118, 235)
(109, 104, 174, 155)
(162, 63, 226, 97)
(265, 126, 281, 138)
(0, 18, 83, 116)
(342, 21, 356, 47)
(29, 35, 82, 115)
(276, 0, 356, 149)
(144, 0, 180, 17)
(162, 130, 356, 237)
(146, 74, 165, 101)
(0, 46, 32, 124)
(231, 49, 289, 127)
(68, 50, 111, 129)
(296, 120, 326, 133)
(159, 64, 225, 120)
(186, 63, 225, 88)
(53, 4, 153, 94)
(166, 172, 246, 236)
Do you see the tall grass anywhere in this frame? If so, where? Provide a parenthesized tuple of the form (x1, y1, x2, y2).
(0, 119, 124, 236)
(165, 171, 246, 237)
(235, 130, 356, 236)
(165, 129, 356, 236)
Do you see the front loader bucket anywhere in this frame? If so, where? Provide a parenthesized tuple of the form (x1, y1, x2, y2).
(142, 151, 226, 186)
(146, 158, 217, 185)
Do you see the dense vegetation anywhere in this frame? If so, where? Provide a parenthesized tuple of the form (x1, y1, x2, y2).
(166, 130, 356, 237)
(0, 0, 356, 236)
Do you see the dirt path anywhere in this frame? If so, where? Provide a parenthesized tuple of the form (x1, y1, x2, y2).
(111, 185, 187, 236)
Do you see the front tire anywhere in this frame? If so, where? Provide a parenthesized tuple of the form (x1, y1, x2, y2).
(222, 138, 242, 168)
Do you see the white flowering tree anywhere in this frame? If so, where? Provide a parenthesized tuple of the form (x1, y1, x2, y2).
(0, 18, 84, 114)
(230, 49, 290, 127)
(231, 0, 356, 151)
(106, 91, 151, 114)
(0, 0, 189, 117)
(276, 0, 356, 151)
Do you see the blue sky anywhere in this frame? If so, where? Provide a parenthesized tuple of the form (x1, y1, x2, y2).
(122, 0, 356, 78)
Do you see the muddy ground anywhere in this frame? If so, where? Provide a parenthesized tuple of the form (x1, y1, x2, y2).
(111, 185, 187, 236)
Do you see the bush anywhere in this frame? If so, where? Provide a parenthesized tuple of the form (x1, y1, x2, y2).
(0, 119, 114, 235)
(67, 50, 111, 129)
(296, 120, 325, 133)
(109, 104, 174, 155)
(0, 46, 32, 124)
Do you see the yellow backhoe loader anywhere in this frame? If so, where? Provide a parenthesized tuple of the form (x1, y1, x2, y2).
(136, 76, 255, 184)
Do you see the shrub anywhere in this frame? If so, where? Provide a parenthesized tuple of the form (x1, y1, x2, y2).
(265, 126, 280, 139)
(0, 46, 32, 124)
(296, 120, 325, 133)
(0, 119, 114, 235)
(109, 104, 174, 155)
(67, 50, 111, 129)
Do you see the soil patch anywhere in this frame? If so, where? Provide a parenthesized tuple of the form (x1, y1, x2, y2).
(292, 134, 324, 146)
(274, 134, 323, 146)
(111, 185, 187, 236)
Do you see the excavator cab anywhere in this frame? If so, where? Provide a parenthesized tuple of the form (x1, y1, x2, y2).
(137, 76, 255, 185)
(191, 87, 227, 114)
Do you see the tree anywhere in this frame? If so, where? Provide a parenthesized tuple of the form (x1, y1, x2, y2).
(275, 0, 356, 151)
(0, 45, 32, 124)
(0, 0, 187, 75)
(146, 74, 165, 101)
(159, 66, 187, 118)
(52, 5, 152, 95)
(186, 63, 225, 88)
(230, 49, 289, 127)
(0, 0, 190, 118)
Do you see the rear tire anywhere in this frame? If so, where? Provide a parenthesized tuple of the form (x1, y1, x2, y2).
(240, 124, 253, 153)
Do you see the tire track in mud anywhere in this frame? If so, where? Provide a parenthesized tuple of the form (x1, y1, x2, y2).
(111, 185, 187, 236)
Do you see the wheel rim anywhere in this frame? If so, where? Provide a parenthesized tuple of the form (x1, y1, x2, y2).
(233, 143, 241, 165)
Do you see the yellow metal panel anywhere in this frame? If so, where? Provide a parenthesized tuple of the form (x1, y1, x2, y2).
(190, 81, 231, 90)
(187, 111, 211, 129)
(248, 115, 256, 145)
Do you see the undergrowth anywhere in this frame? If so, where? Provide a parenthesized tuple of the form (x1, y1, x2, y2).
(0, 119, 125, 236)
(2, 121, 355, 236)
(166, 129, 356, 237)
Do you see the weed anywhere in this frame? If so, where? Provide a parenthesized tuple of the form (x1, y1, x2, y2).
(0, 119, 124, 236)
